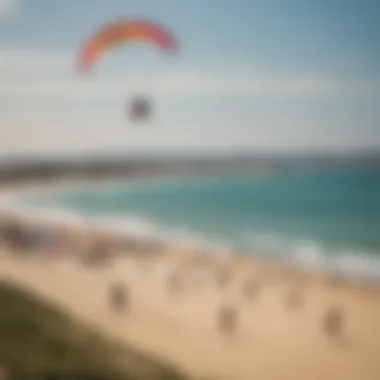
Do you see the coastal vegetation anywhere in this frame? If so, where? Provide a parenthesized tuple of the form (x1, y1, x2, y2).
(0, 282, 188, 380)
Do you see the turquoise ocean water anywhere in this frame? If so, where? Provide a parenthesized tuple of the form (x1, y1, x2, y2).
(15, 167, 380, 279)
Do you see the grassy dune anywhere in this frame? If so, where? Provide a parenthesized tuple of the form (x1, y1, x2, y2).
(0, 282, 189, 380)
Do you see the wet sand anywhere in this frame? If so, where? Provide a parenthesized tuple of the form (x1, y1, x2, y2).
(1, 237, 380, 380)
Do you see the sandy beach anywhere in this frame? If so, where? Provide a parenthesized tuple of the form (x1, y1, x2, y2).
(0, 180, 380, 380)
(1, 217, 380, 380)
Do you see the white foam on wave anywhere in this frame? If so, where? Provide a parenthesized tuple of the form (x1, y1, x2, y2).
(89, 215, 380, 281)
(293, 240, 324, 264)
(91, 214, 233, 253)
(290, 239, 380, 280)
(240, 230, 380, 281)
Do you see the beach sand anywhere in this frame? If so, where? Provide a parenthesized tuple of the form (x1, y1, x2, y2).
(1, 232, 380, 380)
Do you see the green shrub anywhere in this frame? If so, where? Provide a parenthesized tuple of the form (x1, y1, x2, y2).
(0, 282, 189, 380)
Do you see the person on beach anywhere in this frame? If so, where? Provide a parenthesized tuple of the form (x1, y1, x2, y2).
(82, 232, 112, 266)
(109, 282, 129, 313)
(324, 307, 344, 339)
(0, 214, 7, 250)
(218, 305, 237, 334)
(2, 217, 29, 254)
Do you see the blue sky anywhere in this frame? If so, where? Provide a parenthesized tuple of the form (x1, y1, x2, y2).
(0, 0, 379, 156)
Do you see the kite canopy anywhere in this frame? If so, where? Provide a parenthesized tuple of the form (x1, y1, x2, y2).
(77, 19, 178, 72)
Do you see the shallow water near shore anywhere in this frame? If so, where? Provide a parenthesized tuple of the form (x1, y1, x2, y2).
(12, 167, 380, 280)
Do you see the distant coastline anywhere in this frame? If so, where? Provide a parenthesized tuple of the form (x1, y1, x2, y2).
(1, 150, 379, 188)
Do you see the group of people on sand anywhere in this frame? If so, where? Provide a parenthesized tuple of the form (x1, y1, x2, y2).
(106, 253, 345, 342)
(0, 212, 85, 258)
(0, 214, 55, 254)
(0, 211, 345, 342)
(0, 211, 161, 262)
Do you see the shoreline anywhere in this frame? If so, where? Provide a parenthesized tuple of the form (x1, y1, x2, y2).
(1, 175, 380, 287)
(1, 177, 380, 379)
